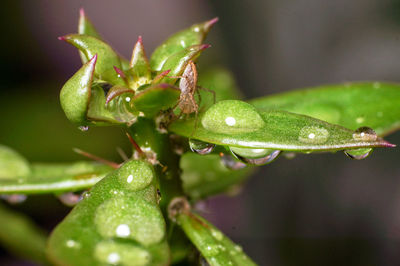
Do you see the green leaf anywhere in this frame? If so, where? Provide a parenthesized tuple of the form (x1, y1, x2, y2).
(132, 83, 180, 117)
(169, 100, 393, 152)
(126, 36, 152, 89)
(0, 203, 49, 264)
(180, 153, 254, 200)
(0, 145, 30, 179)
(61, 34, 125, 85)
(47, 160, 169, 266)
(60, 55, 96, 125)
(157, 44, 211, 84)
(169, 198, 256, 266)
(150, 18, 218, 71)
(0, 161, 113, 194)
(250, 82, 400, 137)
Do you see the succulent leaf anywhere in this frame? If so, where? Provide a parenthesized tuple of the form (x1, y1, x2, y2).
(150, 18, 218, 71)
(126, 36, 152, 89)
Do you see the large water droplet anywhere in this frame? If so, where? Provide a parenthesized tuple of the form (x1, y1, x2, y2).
(352, 127, 377, 142)
(78, 126, 89, 132)
(211, 229, 223, 241)
(117, 161, 154, 191)
(344, 148, 372, 160)
(220, 154, 247, 170)
(201, 100, 265, 134)
(298, 126, 329, 144)
(1, 194, 27, 204)
(58, 192, 83, 207)
(189, 139, 215, 155)
(94, 240, 150, 266)
(94, 196, 165, 245)
(230, 147, 281, 166)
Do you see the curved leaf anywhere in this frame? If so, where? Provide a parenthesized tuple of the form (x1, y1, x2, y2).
(132, 83, 180, 117)
(61, 34, 125, 85)
(47, 160, 169, 266)
(250, 82, 400, 136)
(60, 55, 96, 125)
(169, 199, 256, 266)
(169, 100, 393, 152)
(0, 145, 30, 179)
(0, 161, 112, 194)
(180, 153, 254, 200)
(0, 203, 48, 264)
(150, 18, 218, 71)
(157, 44, 210, 84)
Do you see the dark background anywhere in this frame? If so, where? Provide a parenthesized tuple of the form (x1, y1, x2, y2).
(1, 1, 400, 265)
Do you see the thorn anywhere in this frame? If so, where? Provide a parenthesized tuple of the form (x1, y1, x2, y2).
(90, 54, 98, 63)
(137, 35, 143, 44)
(73, 148, 120, 169)
(58, 36, 66, 41)
(79, 7, 85, 17)
(200, 44, 211, 50)
(205, 17, 219, 28)
(125, 132, 145, 158)
(113, 66, 126, 78)
(382, 141, 396, 148)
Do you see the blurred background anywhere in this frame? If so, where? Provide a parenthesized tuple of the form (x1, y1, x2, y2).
(1, 0, 400, 265)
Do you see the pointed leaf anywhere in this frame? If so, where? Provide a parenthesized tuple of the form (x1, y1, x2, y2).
(126, 36, 151, 89)
(0, 145, 30, 179)
(132, 83, 180, 117)
(0, 161, 113, 194)
(150, 18, 218, 71)
(250, 82, 400, 137)
(157, 44, 210, 84)
(60, 55, 96, 125)
(169, 100, 393, 152)
(0, 203, 48, 264)
(47, 160, 170, 266)
(169, 199, 256, 266)
(78, 8, 101, 64)
(61, 34, 125, 85)
(180, 153, 254, 200)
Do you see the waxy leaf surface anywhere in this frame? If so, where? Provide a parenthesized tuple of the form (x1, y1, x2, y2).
(150, 18, 217, 71)
(62, 34, 125, 85)
(176, 210, 256, 266)
(47, 160, 169, 266)
(169, 100, 393, 152)
(0, 161, 112, 194)
(250, 82, 400, 136)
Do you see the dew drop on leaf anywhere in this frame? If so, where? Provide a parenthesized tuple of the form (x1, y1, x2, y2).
(298, 126, 329, 144)
(189, 139, 215, 155)
(344, 148, 373, 160)
(117, 161, 154, 191)
(94, 240, 150, 266)
(58, 192, 83, 207)
(230, 147, 281, 166)
(220, 154, 247, 170)
(352, 127, 377, 142)
(1, 194, 27, 204)
(201, 100, 265, 134)
(211, 229, 223, 241)
(78, 126, 89, 132)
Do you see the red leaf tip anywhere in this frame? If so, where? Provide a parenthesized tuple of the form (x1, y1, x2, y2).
(113, 66, 126, 78)
(79, 7, 85, 17)
(57, 36, 66, 41)
(200, 44, 211, 50)
(89, 54, 98, 63)
(137, 35, 143, 44)
(205, 17, 219, 28)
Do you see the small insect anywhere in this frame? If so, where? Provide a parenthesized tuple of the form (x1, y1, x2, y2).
(170, 60, 215, 133)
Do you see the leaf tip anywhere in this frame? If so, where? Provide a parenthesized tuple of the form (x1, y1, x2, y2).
(57, 35, 67, 41)
(200, 44, 212, 50)
(79, 7, 85, 18)
(205, 17, 219, 28)
(113, 66, 125, 78)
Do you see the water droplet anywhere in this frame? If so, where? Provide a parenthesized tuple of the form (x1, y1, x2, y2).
(82, 191, 91, 199)
(203, 244, 220, 256)
(234, 245, 243, 252)
(211, 230, 223, 241)
(298, 126, 329, 144)
(230, 147, 281, 166)
(95, 240, 150, 266)
(189, 139, 215, 155)
(95, 196, 165, 245)
(344, 148, 372, 160)
(1, 194, 27, 204)
(220, 154, 247, 170)
(66, 239, 80, 249)
(117, 161, 154, 191)
(116, 224, 131, 238)
(58, 192, 83, 207)
(125, 97, 131, 102)
(78, 126, 89, 132)
(201, 100, 265, 134)
(356, 117, 364, 124)
(352, 127, 377, 142)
